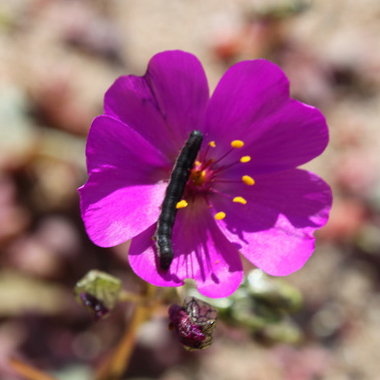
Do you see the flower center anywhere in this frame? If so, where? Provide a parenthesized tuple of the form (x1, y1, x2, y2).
(176, 139, 255, 220)
(189, 162, 208, 187)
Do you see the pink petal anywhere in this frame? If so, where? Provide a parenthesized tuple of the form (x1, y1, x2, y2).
(212, 169, 332, 275)
(79, 116, 170, 247)
(204, 59, 328, 173)
(128, 198, 243, 298)
(104, 50, 209, 161)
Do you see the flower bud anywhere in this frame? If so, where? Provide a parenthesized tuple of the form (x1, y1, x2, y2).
(169, 297, 218, 350)
(75, 270, 122, 320)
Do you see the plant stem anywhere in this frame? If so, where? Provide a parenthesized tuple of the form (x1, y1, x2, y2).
(95, 284, 158, 380)
(9, 358, 60, 380)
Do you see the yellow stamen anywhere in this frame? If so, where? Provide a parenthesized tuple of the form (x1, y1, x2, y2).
(214, 211, 226, 220)
(240, 155, 251, 163)
(242, 175, 255, 186)
(195, 160, 201, 166)
(209, 141, 216, 148)
(233, 196, 247, 204)
(176, 200, 188, 209)
(231, 140, 244, 148)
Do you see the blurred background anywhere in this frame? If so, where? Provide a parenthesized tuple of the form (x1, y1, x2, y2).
(1, 0, 380, 379)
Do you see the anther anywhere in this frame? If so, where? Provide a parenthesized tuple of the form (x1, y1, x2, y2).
(209, 141, 216, 148)
(240, 156, 251, 163)
(233, 196, 247, 204)
(231, 140, 244, 148)
(176, 200, 188, 209)
(242, 175, 255, 186)
(214, 212, 226, 220)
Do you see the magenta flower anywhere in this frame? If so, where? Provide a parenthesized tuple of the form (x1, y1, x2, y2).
(79, 50, 332, 298)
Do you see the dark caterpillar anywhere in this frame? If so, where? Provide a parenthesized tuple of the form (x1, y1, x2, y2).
(155, 130, 203, 271)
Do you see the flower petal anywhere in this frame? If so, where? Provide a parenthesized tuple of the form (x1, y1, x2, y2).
(128, 198, 243, 298)
(204, 59, 328, 173)
(212, 169, 332, 275)
(104, 50, 209, 161)
(79, 115, 170, 247)
(127, 224, 185, 288)
(85, 115, 171, 175)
